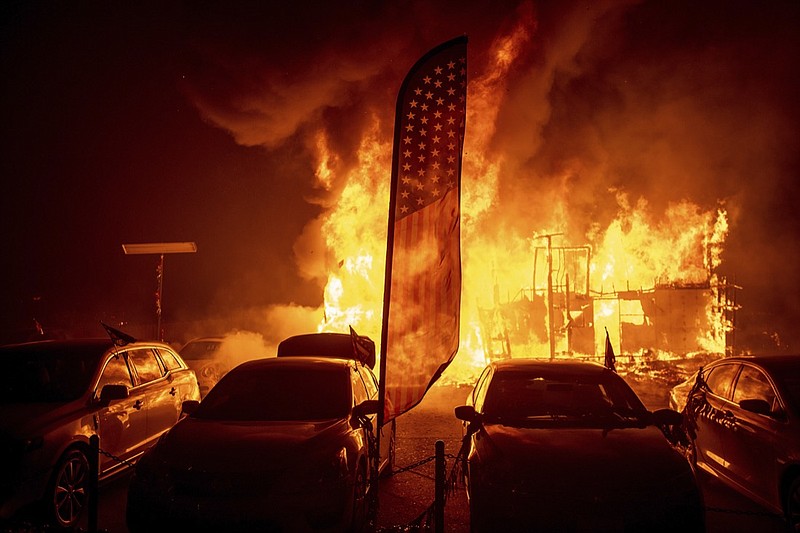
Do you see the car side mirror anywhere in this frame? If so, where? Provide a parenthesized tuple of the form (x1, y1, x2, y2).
(99, 384, 129, 404)
(181, 399, 200, 416)
(353, 399, 380, 419)
(454, 405, 479, 423)
(739, 398, 771, 416)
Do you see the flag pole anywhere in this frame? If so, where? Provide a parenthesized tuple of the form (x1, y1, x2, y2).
(377, 40, 406, 439)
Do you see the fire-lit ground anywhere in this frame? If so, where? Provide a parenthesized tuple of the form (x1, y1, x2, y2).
(376, 383, 473, 531)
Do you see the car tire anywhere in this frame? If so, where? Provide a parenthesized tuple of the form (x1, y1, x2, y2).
(381, 421, 397, 479)
(786, 476, 800, 531)
(47, 448, 90, 529)
(350, 461, 368, 533)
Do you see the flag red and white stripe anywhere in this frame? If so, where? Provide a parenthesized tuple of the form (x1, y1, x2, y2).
(380, 36, 467, 424)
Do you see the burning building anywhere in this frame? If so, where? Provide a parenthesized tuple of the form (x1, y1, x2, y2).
(477, 238, 738, 363)
(474, 194, 735, 365)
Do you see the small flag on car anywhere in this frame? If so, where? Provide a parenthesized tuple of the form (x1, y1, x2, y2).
(604, 327, 617, 372)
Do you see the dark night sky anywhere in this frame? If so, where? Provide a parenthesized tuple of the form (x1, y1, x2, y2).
(2, 1, 799, 351)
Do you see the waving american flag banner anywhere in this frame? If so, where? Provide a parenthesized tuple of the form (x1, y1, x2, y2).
(379, 36, 467, 425)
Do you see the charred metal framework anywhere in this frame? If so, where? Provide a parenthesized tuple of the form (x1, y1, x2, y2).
(478, 244, 738, 362)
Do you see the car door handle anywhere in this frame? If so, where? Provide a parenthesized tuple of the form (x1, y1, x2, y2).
(723, 409, 738, 430)
(133, 399, 143, 410)
(169, 387, 177, 396)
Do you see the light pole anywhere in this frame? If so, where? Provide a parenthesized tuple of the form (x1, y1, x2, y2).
(122, 242, 197, 340)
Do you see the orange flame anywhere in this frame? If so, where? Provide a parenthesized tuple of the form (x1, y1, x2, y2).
(310, 24, 731, 384)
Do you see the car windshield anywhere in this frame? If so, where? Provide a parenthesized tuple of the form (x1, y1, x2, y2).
(194, 363, 351, 421)
(0, 346, 105, 403)
(180, 340, 221, 360)
(483, 370, 646, 427)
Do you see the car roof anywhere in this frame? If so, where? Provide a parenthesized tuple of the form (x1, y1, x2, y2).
(709, 354, 800, 372)
(491, 358, 612, 376)
(277, 332, 375, 368)
(0, 337, 176, 354)
(0, 338, 115, 353)
(235, 355, 355, 372)
(183, 336, 225, 344)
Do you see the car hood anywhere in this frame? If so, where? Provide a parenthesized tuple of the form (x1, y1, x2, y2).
(0, 401, 87, 438)
(475, 423, 694, 492)
(151, 416, 353, 471)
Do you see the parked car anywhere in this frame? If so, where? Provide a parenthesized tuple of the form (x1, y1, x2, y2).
(179, 337, 228, 396)
(671, 354, 800, 527)
(126, 332, 395, 532)
(0, 337, 200, 528)
(455, 359, 704, 532)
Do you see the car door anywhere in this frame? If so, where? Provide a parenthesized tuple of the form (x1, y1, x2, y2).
(356, 364, 391, 469)
(94, 352, 147, 474)
(127, 348, 175, 446)
(155, 346, 194, 416)
(691, 362, 740, 474)
(726, 364, 783, 504)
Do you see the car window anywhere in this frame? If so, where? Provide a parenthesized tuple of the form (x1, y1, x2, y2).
(157, 348, 183, 372)
(481, 370, 645, 423)
(351, 366, 369, 405)
(127, 349, 163, 385)
(195, 364, 351, 421)
(472, 366, 493, 410)
(704, 363, 739, 399)
(733, 366, 778, 411)
(96, 354, 133, 393)
(180, 340, 221, 360)
(357, 365, 379, 399)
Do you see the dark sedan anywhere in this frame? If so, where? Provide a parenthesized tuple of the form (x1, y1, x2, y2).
(126, 339, 393, 532)
(672, 355, 800, 528)
(455, 359, 704, 532)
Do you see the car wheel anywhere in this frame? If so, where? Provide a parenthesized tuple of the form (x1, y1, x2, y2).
(48, 448, 90, 528)
(381, 422, 397, 478)
(350, 461, 368, 533)
(786, 477, 800, 531)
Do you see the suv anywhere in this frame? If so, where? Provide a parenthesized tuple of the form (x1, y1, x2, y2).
(0, 336, 200, 528)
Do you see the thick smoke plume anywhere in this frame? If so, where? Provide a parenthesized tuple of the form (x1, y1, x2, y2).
(180, 0, 800, 352)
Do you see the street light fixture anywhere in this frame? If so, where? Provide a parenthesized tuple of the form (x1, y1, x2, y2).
(122, 242, 197, 340)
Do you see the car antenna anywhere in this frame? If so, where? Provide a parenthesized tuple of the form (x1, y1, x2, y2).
(101, 322, 137, 347)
